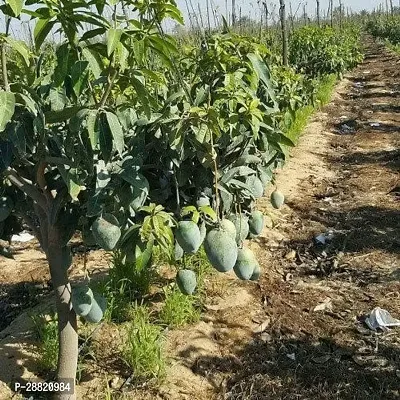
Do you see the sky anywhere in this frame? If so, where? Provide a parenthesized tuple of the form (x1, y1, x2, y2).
(1, 0, 389, 40)
(177, 0, 386, 24)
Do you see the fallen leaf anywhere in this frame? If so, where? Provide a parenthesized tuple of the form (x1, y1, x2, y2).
(313, 297, 333, 312)
(253, 317, 271, 334)
(312, 355, 331, 364)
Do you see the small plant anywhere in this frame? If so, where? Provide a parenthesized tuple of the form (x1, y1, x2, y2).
(159, 286, 201, 328)
(175, 246, 213, 296)
(31, 312, 59, 374)
(122, 305, 166, 383)
(98, 251, 157, 323)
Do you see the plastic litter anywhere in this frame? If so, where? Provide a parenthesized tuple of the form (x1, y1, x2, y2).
(364, 307, 400, 331)
(370, 122, 380, 127)
(314, 231, 335, 245)
(11, 232, 35, 243)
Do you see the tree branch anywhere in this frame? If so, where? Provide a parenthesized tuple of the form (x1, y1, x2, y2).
(36, 160, 54, 205)
(5, 168, 47, 210)
(99, 68, 118, 108)
(14, 211, 42, 244)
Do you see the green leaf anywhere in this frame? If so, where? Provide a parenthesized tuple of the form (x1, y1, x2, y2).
(247, 53, 277, 104)
(45, 106, 83, 124)
(81, 47, 103, 79)
(115, 42, 128, 72)
(87, 110, 100, 149)
(71, 61, 89, 96)
(15, 92, 37, 116)
(53, 43, 70, 87)
(0, 91, 16, 132)
(34, 18, 56, 50)
(199, 205, 217, 222)
(66, 168, 82, 201)
(80, 27, 106, 42)
(105, 111, 124, 156)
(49, 88, 67, 111)
(4, 37, 29, 66)
(107, 28, 122, 57)
(98, 113, 113, 163)
(131, 77, 151, 119)
(6, 0, 23, 16)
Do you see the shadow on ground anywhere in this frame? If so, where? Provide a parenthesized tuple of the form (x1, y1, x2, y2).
(180, 333, 400, 400)
(340, 149, 400, 173)
(285, 205, 400, 255)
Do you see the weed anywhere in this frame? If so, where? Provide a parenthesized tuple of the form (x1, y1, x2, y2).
(159, 286, 201, 328)
(286, 74, 337, 144)
(30, 311, 59, 374)
(121, 304, 166, 383)
(176, 246, 213, 295)
(97, 252, 157, 323)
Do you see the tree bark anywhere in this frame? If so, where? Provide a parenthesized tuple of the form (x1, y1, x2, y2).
(279, 0, 288, 66)
(47, 227, 78, 400)
(316, 0, 321, 27)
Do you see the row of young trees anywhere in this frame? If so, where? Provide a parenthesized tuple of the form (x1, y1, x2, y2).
(0, 1, 365, 399)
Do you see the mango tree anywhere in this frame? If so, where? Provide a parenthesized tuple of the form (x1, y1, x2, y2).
(0, 0, 183, 397)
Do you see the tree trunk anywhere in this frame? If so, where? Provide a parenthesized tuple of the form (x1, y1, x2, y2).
(264, 2, 268, 29)
(316, 0, 320, 27)
(330, 0, 333, 27)
(232, 0, 236, 26)
(279, 0, 288, 66)
(47, 237, 78, 400)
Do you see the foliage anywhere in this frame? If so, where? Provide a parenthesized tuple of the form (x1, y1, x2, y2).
(285, 73, 337, 143)
(159, 286, 200, 327)
(98, 251, 156, 323)
(31, 312, 59, 373)
(122, 305, 166, 382)
(366, 16, 400, 45)
(289, 25, 364, 77)
(0, 0, 364, 387)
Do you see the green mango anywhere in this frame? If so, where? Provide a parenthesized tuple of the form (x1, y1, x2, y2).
(234, 247, 259, 280)
(219, 219, 236, 240)
(91, 214, 121, 251)
(204, 229, 238, 273)
(176, 269, 197, 295)
(175, 221, 201, 254)
(83, 291, 107, 323)
(248, 210, 264, 237)
(271, 190, 285, 209)
(71, 285, 94, 317)
(228, 214, 249, 244)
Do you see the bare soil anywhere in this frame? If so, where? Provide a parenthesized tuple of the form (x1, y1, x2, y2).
(0, 38, 399, 400)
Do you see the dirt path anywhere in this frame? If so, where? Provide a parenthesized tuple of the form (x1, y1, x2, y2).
(155, 38, 400, 400)
(0, 39, 399, 400)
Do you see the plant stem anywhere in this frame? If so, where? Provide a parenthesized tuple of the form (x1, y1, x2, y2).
(99, 69, 118, 108)
(1, 16, 11, 91)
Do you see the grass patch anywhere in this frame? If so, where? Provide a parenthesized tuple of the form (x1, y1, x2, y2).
(121, 304, 166, 383)
(97, 252, 157, 323)
(286, 74, 337, 144)
(31, 312, 59, 374)
(176, 246, 213, 295)
(385, 39, 400, 55)
(159, 286, 201, 328)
